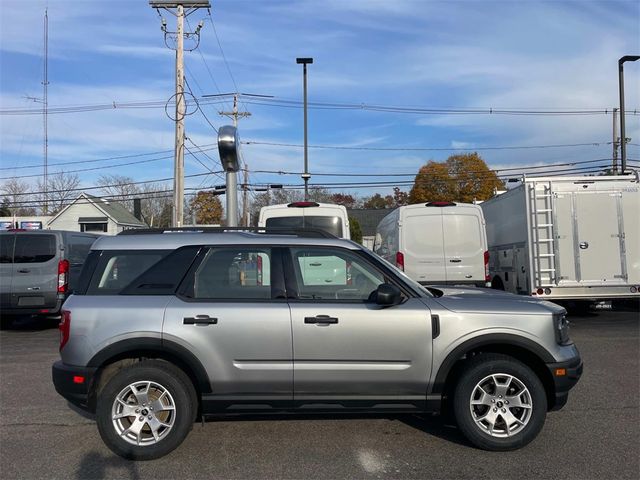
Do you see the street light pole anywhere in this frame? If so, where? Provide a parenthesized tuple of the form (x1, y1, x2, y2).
(618, 55, 640, 174)
(296, 57, 313, 200)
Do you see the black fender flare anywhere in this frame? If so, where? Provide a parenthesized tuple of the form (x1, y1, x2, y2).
(430, 333, 555, 395)
(87, 337, 211, 394)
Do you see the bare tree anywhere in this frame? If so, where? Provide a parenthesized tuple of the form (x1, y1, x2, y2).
(140, 182, 172, 227)
(97, 174, 140, 211)
(38, 172, 81, 214)
(1, 178, 37, 216)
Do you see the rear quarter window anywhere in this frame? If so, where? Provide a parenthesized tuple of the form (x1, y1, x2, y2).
(86, 250, 170, 295)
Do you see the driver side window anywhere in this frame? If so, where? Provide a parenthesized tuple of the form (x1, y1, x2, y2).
(289, 247, 384, 301)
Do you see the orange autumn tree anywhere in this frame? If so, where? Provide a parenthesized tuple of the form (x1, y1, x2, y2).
(409, 153, 503, 203)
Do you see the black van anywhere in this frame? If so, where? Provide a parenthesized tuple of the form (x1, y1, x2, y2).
(0, 230, 98, 323)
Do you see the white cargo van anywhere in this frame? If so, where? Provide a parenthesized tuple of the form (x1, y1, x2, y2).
(481, 173, 640, 301)
(374, 202, 489, 287)
(258, 202, 350, 239)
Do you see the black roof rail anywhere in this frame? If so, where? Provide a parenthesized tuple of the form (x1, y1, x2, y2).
(117, 226, 338, 239)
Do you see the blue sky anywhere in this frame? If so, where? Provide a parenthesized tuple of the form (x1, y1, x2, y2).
(1, 0, 639, 200)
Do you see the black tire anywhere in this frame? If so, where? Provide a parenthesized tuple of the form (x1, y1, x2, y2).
(96, 360, 197, 460)
(453, 353, 547, 451)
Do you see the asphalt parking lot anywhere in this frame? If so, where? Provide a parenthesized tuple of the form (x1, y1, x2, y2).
(1, 308, 638, 480)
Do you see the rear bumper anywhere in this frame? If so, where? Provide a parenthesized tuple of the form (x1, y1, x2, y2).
(546, 353, 583, 411)
(533, 285, 640, 300)
(52, 361, 97, 412)
(1, 297, 63, 316)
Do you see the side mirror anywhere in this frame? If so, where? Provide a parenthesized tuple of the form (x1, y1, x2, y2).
(375, 283, 402, 306)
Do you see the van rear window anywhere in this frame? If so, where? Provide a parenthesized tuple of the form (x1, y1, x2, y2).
(86, 250, 170, 295)
(14, 234, 56, 263)
(265, 216, 343, 237)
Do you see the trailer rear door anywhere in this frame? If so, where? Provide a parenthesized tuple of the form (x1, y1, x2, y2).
(574, 192, 623, 283)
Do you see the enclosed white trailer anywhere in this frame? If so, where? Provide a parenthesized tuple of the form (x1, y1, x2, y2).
(481, 173, 640, 300)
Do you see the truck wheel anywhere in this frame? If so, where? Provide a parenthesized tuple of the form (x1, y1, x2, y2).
(96, 360, 197, 460)
(453, 353, 547, 451)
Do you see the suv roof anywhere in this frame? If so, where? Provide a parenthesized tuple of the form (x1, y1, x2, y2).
(92, 229, 359, 251)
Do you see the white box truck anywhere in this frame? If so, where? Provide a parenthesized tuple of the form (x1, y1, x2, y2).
(480, 173, 640, 301)
(374, 202, 490, 287)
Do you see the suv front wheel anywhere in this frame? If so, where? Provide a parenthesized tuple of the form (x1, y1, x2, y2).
(453, 353, 547, 450)
(96, 360, 197, 460)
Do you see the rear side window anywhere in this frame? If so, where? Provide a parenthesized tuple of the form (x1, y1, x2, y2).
(14, 234, 56, 263)
(183, 247, 273, 300)
(265, 216, 343, 237)
(86, 250, 170, 295)
(67, 236, 97, 265)
(0, 234, 14, 263)
(121, 246, 201, 295)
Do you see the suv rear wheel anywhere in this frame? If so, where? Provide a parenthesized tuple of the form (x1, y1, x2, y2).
(96, 360, 197, 460)
(453, 353, 547, 450)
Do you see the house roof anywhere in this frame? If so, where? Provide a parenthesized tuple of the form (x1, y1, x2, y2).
(48, 193, 146, 227)
(84, 194, 146, 226)
(347, 208, 395, 237)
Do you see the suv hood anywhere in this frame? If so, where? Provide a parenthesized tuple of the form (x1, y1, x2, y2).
(426, 286, 565, 315)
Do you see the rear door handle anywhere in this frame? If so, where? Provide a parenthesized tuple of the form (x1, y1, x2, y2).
(17, 269, 30, 273)
(449, 259, 462, 263)
(304, 315, 339, 325)
(183, 315, 218, 325)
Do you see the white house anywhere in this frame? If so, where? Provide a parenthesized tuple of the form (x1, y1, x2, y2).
(46, 193, 146, 234)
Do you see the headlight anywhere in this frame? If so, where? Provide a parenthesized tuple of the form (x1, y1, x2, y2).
(554, 313, 571, 345)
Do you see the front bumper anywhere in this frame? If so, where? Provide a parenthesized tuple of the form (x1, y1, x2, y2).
(546, 352, 583, 411)
(52, 361, 97, 412)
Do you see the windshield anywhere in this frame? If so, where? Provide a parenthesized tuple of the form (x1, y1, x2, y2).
(265, 215, 344, 237)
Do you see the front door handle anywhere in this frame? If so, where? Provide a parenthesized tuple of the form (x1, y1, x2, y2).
(304, 315, 339, 325)
(449, 259, 462, 263)
(17, 269, 30, 273)
(183, 315, 218, 325)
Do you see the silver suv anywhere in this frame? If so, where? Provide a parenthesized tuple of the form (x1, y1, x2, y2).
(52, 228, 582, 460)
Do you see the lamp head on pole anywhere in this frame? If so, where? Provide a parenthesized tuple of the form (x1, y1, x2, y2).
(619, 55, 640, 65)
(296, 57, 314, 65)
(218, 125, 240, 172)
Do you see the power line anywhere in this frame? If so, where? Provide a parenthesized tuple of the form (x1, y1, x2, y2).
(3, 93, 639, 117)
(0, 143, 216, 171)
(243, 140, 611, 152)
(251, 158, 626, 177)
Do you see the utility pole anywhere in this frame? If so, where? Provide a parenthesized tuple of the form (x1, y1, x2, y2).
(219, 94, 251, 127)
(174, 4, 185, 227)
(150, 1, 209, 226)
(612, 108, 619, 174)
(242, 165, 249, 226)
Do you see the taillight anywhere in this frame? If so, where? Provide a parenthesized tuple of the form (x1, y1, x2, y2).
(57, 259, 69, 293)
(396, 251, 405, 271)
(484, 251, 490, 282)
(59, 310, 71, 351)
